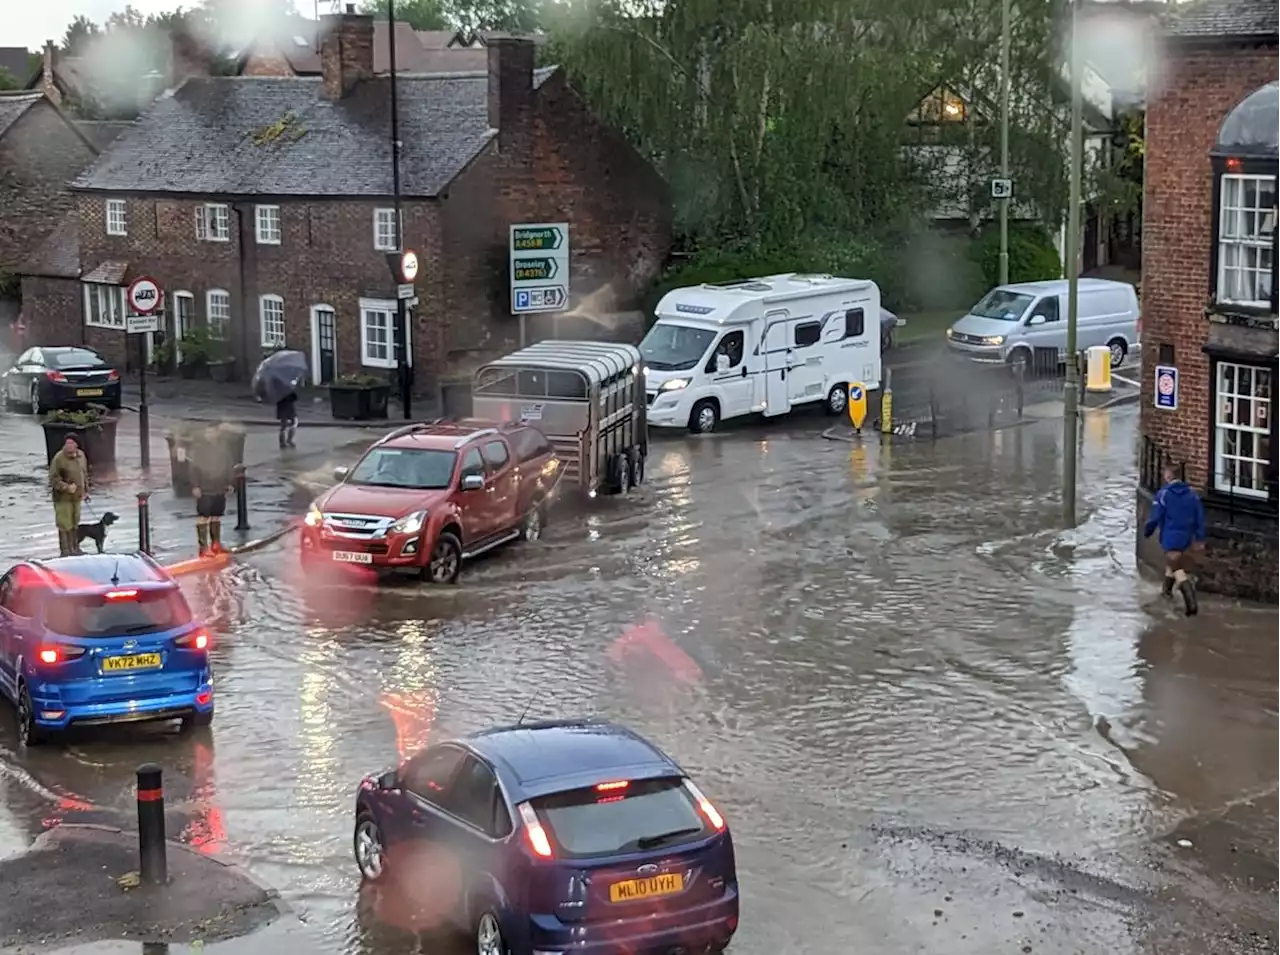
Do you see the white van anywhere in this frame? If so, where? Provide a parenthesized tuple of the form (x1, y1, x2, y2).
(641, 273, 882, 433)
(946, 278, 1140, 370)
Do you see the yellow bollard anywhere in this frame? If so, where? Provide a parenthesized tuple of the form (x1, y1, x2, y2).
(880, 388, 893, 434)
(1085, 345, 1112, 393)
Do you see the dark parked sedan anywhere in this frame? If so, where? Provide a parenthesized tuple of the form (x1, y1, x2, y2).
(3, 346, 122, 415)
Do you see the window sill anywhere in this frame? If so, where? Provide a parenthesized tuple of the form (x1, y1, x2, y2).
(256, 238, 282, 246)
(199, 236, 232, 244)
(362, 358, 397, 370)
(105, 230, 127, 238)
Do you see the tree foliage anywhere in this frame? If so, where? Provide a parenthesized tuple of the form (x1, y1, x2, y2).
(0, 68, 18, 91)
(360, 0, 452, 31)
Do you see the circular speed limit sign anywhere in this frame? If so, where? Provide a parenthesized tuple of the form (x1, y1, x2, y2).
(127, 276, 162, 314)
(400, 250, 419, 283)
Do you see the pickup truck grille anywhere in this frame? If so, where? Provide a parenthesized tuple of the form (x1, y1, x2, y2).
(321, 513, 396, 539)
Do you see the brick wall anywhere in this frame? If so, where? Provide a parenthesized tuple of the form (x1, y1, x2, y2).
(18, 274, 82, 346)
(0, 102, 96, 274)
(1139, 44, 1277, 486)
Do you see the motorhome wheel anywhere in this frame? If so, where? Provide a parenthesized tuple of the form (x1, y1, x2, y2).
(826, 385, 848, 415)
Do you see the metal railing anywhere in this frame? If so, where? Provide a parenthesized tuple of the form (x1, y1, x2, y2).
(1140, 435, 1278, 520)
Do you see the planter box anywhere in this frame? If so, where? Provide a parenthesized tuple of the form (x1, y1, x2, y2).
(208, 360, 235, 383)
(179, 361, 205, 379)
(330, 383, 390, 421)
(43, 416, 119, 474)
(166, 429, 246, 496)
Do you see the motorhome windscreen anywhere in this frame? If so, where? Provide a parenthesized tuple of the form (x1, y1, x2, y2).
(473, 366, 589, 400)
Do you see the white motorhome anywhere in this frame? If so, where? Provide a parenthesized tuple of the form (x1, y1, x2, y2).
(641, 274, 883, 433)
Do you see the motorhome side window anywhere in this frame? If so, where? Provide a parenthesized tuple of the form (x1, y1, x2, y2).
(843, 308, 865, 338)
(793, 322, 821, 347)
(705, 330, 745, 372)
(1030, 297, 1060, 322)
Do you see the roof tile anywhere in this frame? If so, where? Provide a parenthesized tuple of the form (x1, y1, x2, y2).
(1168, 0, 1279, 38)
(21, 213, 80, 280)
(82, 260, 129, 284)
(0, 92, 43, 139)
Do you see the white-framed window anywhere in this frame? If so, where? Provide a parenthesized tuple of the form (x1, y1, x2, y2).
(255, 204, 281, 245)
(105, 199, 127, 236)
(206, 288, 231, 339)
(259, 294, 286, 348)
(1214, 361, 1273, 499)
(82, 283, 126, 328)
(373, 207, 400, 251)
(195, 203, 231, 242)
(1217, 173, 1277, 307)
(360, 297, 410, 368)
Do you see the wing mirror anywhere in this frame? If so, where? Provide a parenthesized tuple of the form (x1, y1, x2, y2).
(461, 473, 486, 492)
(333, 466, 349, 482)
(1027, 315, 1047, 327)
(715, 353, 730, 373)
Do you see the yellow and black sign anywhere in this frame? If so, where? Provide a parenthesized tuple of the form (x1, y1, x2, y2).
(847, 382, 868, 431)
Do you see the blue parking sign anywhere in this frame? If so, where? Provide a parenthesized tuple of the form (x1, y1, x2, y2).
(514, 289, 531, 310)
(1154, 365, 1178, 410)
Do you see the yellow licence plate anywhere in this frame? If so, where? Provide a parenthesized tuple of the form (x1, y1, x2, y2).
(103, 653, 162, 672)
(76, 388, 104, 397)
(609, 873, 684, 903)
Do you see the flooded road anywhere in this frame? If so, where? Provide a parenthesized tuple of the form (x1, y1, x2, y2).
(1, 405, 1276, 955)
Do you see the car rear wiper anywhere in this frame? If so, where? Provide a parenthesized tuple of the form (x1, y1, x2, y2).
(635, 827, 703, 850)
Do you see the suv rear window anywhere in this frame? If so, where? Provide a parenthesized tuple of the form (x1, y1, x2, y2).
(533, 777, 707, 859)
(44, 587, 193, 638)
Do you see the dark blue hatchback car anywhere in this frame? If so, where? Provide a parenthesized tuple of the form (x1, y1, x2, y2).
(353, 719, 740, 954)
(0, 554, 213, 746)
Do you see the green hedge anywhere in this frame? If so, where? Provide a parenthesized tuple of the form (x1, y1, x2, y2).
(973, 225, 1061, 289)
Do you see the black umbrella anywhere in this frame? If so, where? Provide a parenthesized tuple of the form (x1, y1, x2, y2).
(252, 349, 308, 405)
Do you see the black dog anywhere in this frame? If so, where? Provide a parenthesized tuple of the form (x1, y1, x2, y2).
(76, 512, 119, 554)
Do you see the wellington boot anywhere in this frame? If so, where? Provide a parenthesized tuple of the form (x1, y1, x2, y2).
(1161, 575, 1175, 598)
(57, 529, 73, 557)
(1179, 579, 1198, 617)
(196, 522, 210, 557)
(209, 521, 223, 553)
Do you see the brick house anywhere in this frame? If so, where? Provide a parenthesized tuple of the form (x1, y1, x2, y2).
(1136, 0, 1278, 601)
(20, 11, 670, 391)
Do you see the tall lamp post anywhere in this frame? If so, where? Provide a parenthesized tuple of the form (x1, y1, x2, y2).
(1062, 0, 1084, 525)
(388, 0, 411, 419)
(997, 0, 1011, 285)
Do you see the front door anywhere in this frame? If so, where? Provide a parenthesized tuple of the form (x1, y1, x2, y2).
(457, 447, 497, 545)
(761, 313, 791, 416)
(705, 329, 753, 418)
(312, 307, 337, 385)
(174, 295, 195, 367)
(393, 744, 467, 847)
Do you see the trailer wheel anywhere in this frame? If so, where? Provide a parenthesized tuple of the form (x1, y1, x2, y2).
(628, 447, 645, 487)
(612, 453, 633, 496)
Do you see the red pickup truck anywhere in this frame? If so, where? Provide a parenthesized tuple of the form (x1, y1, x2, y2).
(300, 420, 562, 583)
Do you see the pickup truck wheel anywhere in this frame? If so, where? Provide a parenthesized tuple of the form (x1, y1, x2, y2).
(520, 505, 545, 541)
(422, 532, 462, 585)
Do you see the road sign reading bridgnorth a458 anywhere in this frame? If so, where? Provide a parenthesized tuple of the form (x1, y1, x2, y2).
(510, 221, 569, 315)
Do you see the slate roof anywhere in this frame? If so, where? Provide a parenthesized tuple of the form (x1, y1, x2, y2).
(76, 121, 134, 150)
(21, 213, 80, 280)
(73, 69, 555, 198)
(1167, 0, 1279, 38)
(0, 92, 43, 138)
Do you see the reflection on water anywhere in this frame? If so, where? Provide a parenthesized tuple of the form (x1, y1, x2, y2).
(0, 407, 1275, 955)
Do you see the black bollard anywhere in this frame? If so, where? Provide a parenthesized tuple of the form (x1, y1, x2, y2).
(136, 491, 152, 555)
(1015, 365, 1025, 418)
(233, 464, 250, 531)
(136, 763, 167, 884)
(929, 382, 939, 440)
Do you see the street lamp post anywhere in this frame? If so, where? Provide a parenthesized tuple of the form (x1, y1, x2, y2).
(388, 0, 411, 419)
(997, 0, 1011, 285)
(1062, 0, 1084, 525)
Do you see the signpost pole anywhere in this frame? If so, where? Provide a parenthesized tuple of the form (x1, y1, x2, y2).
(1062, 0, 1083, 527)
(396, 298, 410, 419)
(138, 333, 150, 470)
(126, 276, 162, 471)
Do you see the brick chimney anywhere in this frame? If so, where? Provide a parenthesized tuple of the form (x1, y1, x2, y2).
(487, 38, 535, 151)
(41, 40, 61, 105)
(169, 27, 212, 86)
(320, 5, 374, 100)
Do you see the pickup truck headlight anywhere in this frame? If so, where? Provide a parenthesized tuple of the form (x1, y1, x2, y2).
(659, 378, 690, 392)
(304, 503, 322, 527)
(390, 510, 426, 535)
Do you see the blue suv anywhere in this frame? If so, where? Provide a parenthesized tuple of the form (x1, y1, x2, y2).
(353, 719, 740, 955)
(0, 554, 214, 746)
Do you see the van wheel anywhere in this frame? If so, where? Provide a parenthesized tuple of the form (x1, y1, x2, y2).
(1107, 338, 1127, 369)
(689, 400, 719, 434)
(825, 384, 848, 416)
(422, 532, 462, 584)
(1007, 348, 1031, 375)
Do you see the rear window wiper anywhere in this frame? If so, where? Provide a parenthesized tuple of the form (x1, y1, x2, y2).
(635, 827, 703, 850)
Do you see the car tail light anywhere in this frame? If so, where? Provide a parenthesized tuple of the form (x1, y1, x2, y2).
(106, 369, 120, 381)
(683, 779, 725, 831)
(176, 629, 210, 651)
(46, 370, 67, 382)
(37, 645, 86, 664)
(104, 589, 138, 601)
(196, 690, 213, 705)
(517, 801, 554, 859)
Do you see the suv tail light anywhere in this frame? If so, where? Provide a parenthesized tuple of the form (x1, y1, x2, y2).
(37, 645, 86, 664)
(683, 779, 725, 831)
(175, 629, 210, 651)
(46, 370, 67, 383)
(517, 801, 554, 859)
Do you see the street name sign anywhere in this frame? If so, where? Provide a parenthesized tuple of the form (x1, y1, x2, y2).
(510, 222, 569, 314)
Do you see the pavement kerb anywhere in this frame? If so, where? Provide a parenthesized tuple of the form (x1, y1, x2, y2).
(1088, 390, 1141, 412)
(18, 822, 292, 916)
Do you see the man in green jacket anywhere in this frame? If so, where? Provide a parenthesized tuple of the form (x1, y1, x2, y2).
(190, 423, 235, 556)
(49, 434, 89, 556)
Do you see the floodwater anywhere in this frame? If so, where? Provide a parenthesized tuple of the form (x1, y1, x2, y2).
(1, 405, 1276, 955)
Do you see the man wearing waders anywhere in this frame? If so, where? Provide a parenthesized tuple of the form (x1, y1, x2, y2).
(191, 423, 234, 556)
(1143, 465, 1206, 616)
(49, 434, 88, 556)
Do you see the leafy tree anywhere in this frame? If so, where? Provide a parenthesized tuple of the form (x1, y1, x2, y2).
(61, 15, 101, 55)
(445, 0, 544, 33)
(0, 68, 17, 91)
(359, 0, 452, 31)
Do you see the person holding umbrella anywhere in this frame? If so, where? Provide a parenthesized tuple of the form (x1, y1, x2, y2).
(253, 350, 309, 450)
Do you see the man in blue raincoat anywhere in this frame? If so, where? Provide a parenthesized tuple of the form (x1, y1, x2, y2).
(1143, 465, 1206, 616)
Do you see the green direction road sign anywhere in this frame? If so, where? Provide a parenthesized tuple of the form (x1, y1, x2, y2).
(511, 226, 565, 251)
(512, 257, 559, 281)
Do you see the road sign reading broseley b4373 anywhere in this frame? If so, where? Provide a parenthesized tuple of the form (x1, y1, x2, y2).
(510, 222, 569, 315)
